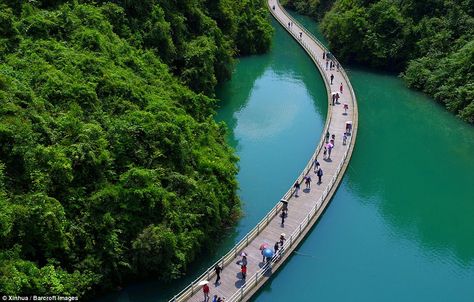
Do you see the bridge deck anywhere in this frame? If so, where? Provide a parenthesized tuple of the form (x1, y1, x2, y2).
(170, 1, 358, 301)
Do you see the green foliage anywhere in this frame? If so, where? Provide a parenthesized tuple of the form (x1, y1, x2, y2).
(235, 0, 274, 55)
(0, 0, 270, 297)
(288, 0, 474, 123)
(283, 0, 335, 18)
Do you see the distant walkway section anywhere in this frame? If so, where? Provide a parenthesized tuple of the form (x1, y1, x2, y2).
(169, 1, 358, 301)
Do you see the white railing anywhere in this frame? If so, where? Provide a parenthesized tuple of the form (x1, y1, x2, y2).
(169, 1, 357, 301)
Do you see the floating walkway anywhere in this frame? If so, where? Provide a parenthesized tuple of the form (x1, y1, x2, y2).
(169, 1, 358, 301)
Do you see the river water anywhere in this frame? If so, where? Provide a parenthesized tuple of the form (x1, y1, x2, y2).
(95, 11, 474, 302)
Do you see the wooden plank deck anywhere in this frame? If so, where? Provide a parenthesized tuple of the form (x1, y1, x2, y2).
(169, 1, 359, 301)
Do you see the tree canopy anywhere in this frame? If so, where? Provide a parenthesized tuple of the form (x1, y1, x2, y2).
(0, 0, 273, 298)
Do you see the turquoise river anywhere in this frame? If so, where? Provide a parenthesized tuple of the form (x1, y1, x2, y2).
(96, 11, 474, 302)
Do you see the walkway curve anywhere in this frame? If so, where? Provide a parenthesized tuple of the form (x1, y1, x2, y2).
(169, 1, 358, 301)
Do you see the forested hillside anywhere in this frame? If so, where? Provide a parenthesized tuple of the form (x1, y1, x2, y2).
(0, 0, 272, 298)
(284, 0, 474, 123)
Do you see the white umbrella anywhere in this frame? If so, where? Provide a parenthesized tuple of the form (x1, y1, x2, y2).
(198, 280, 209, 286)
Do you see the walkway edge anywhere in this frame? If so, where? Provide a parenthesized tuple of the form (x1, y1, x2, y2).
(235, 2, 359, 300)
(168, 1, 358, 301)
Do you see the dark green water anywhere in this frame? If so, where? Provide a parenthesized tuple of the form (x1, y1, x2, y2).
(95, 12, 474, 302)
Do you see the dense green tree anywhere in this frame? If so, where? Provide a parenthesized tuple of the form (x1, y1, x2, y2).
(0, 0, 270, 298)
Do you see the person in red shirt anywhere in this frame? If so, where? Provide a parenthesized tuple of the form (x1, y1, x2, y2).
(203, 284, 210, 301)
(241, 265, 247, 281)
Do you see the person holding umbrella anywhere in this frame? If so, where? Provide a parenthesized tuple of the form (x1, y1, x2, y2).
(199, 281, 210, 302)
(239, 252, 248, 266)
(263, 248, 274, 264)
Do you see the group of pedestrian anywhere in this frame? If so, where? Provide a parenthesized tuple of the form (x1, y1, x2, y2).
(212, 295, 225, 302)
(205, 287, 226, 301)
(324, 52, 339, 72)
(205, 284, 225, 302)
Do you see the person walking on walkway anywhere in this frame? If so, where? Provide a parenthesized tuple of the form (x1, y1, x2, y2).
(323, 52, 325, 60)
(280, 208, 286, 226)
(327, 143, 333, 159)
(317, 167, 323, 184)
(314, 159, 320, 173)
(330, 74, 334, 85)
(325, 131, 330, 143)
(293, 181, 300, 197)
(336, 62, 340, 71)
(214, 264, 222, 285)
(274, 241, 280, 260)
(279, 233, 286, 247)
(203, 284, 210, 302)
(326, 61, 329, 70)
(305, 175, 311, 189)
(340, 83, 343, 94)
(343, 133, 347, 145)
(241, 265, 247, 281)
(299, 31, 302, 39)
